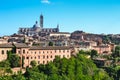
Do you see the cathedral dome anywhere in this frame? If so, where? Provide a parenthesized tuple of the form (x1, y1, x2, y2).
(32, 21, 41, 32)
(33, 21, 40, 28)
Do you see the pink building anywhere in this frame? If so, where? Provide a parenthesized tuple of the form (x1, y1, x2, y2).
(14, 44, 71, 67)
(92, 45, 111, 54)
(0, 44, 13, 61)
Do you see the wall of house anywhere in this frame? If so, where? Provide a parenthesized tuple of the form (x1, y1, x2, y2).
(0, 48, 12, 61)
(93, 46, 111, 54)
(16, 48, 71, 67)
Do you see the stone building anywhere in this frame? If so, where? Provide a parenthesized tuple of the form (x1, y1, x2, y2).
(18, 14, 59, 37)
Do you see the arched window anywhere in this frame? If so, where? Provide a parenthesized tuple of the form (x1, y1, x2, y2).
(47, 55, 49, 59)
(23, 50, 25, 54)
(43, 61, 45, 64)
(43, 55, 45, 59)
(2, 50, 4, 54)
(51, 55, 52, 58)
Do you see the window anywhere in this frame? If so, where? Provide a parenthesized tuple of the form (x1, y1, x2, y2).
(31, 57, 33, 59)
(7, 50, 9, 54)
(47, 51, 48, 53)
(26, 57, 29, 59)
(43, 55, 45, 59)
(43, 61, 45, 64)
(2, 50, 4, 54)
(23, 50, 25, 54)
(39, 51, 41, 54)
(51, 55, 52, 58)
(47, 61, 49, 63)
(35, 57, 36, 59)
(47, 55, 49, 59)
(38, 56, 40, 59)
(35, 52, 36, 54)
(38, 61, 40, 64)
(63, 50, 65, 53)
(18, 51, 21, 54)
(63, 55, 65, 57)
(43, 51, 44, 53)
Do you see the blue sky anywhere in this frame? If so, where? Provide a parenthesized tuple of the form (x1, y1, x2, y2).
(0, 0, 120, 36)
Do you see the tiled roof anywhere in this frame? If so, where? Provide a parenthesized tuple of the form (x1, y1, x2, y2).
(0, 43, 14, 48)
(30, 46, 70, 50)
(14, 43, 29, 48)
(50, 32, 70, 34)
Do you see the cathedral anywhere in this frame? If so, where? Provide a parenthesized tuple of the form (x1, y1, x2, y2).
(18, 14, 59, 36)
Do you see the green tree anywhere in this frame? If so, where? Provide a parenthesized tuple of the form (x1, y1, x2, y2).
(0, 60, 10, 68)
(30, 60, 37, 67)
(90, 49, 98, 59)
(112, 46, 120, 58)
(48, 42, 53, 46)
(9, 54, 20, 68)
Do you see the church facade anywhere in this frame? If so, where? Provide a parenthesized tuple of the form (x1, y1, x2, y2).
(18, 14, 59, 36)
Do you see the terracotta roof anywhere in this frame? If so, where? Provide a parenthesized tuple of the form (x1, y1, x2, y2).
(0, 43, 14, 48)
(30, 46, 70, 50)
(14, 43, 29, 48)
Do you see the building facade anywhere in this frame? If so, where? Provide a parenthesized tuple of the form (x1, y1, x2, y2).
(0, 44, 13, 61)
(14, 44, 71, 67)
(18, 14, 59, 36)
(0, 43, 71, 67)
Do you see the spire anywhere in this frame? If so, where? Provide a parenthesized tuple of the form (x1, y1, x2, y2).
(57, 24, 59, 28)
(40, 14, 43, 28)
(57, 24, 59, 32)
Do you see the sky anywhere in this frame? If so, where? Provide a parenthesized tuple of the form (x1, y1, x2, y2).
(0, 0, 120, 36)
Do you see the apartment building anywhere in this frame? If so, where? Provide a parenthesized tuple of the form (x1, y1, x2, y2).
(14, 44, 71, 67)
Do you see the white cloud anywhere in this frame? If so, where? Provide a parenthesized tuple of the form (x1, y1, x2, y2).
(41, 0, 51, 4)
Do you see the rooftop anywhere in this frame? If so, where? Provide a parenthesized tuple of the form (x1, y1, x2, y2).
(14, 43, 29, 48)
(0, 43, 14, 48)
(30, 46, 70, 50)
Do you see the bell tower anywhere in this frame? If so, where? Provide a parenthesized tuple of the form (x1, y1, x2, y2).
(40, 14, 43, 28)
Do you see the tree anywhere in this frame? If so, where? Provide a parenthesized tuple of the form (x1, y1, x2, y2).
(112, 46, 120, 58)
(90, 50, 98, 59)
(48, 42, 53, 46)
(30, 60, 37, 67)
(9, 54, 20, 68)
(0, 60, 10, 68)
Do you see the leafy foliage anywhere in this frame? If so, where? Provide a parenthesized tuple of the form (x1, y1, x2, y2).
(30, 60, 37, 67)
(48, 41, 53, 46)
